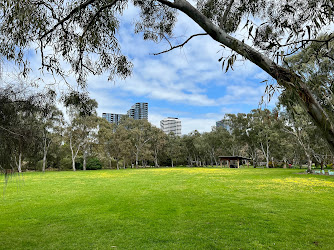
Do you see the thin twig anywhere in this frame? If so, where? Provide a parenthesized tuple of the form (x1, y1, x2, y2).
(153, 33, 208, 55)
(280, 35, 334, 48)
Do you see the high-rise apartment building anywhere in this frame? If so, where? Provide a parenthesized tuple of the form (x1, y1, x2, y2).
(102, 113, 126, 125)
(160, 117, 181, 136)
(127, 102, 148, 120)
(102, 102, 148, 124)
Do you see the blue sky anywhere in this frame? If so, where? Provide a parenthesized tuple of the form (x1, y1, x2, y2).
(86, 4, 277, 134)
(1, 2, 278, 134)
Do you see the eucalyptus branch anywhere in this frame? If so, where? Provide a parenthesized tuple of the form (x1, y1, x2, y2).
(81, 0, 119, 39)
(324, 53, 334, 61)
(279, 35, 334, 49)
(40, 0, 98, 39)
(156, 0, 177, 8)
(153, 33, 208, 55)
(0, 126, 25, 137)
(162, 33, 173, 48)
(40, 1, 61, 21)
(219, 0, 235, 29)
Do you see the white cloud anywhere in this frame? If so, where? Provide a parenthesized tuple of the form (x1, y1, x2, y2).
(181, 117, 216, 134)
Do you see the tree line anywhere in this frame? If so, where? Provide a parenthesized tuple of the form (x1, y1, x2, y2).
(1, 83, 332, 173)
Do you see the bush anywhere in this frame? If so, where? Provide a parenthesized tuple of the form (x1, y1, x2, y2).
(86, 158, 102, 170)
(268, 161, 284, 168)
(59, 157, 72, 170)
(36, 160, 43, 171)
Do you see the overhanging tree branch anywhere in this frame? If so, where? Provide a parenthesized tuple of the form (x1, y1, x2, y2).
(219, 0, 235, 29)
(156, 0, 177, 8)
(158, 0, 334, 152)
(40, 0, 98, 39)
(81, 0, 119, 39)
(153, 33, 207, 55)
(279, 35, 334, 49)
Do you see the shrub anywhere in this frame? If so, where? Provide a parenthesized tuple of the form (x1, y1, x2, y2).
(327, 163, 334, 169)
(59, 157, 72, 170)
(86, 158, 102, 170)
(36, 160, 43, 171)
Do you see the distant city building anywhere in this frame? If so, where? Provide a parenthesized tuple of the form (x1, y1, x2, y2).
(216, 119, 230, 131)
(160, 117, 181, 136)
(102, 113, 126, 125)
(127, 102, 148, 120)
(102, 102, 148, 124)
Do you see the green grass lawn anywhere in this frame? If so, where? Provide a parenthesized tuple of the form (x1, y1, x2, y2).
(1, 168, 334, 249)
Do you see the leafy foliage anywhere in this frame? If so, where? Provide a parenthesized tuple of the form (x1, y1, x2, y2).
(86, 157, 102, 170)
(0, 83, 54, 171)
(0, 0, 133, 85)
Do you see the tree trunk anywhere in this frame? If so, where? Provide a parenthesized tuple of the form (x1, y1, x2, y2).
(155, 157, 159, 168)
(154, 148, 159, 167)
(266, 141, 270, 168)
(116, 159, 119, 170)
(171, 159, 174, 168)
(72, 157, 76, 171)
(260, 142, 270, 168)
(320, 160, 324, 171)
(69, 135, 77, 171)
(83, 150, 87, 171)
(307, 158, 313, 173)
(167, 0, 334, 154)
(135, 153, 139, 168)
(42, 138, 50, 172)
(18, 152, 22, 173)
(42, 151, 47, 172)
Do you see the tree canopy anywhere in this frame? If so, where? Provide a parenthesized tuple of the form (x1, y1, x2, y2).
(1, 0, 334, 151)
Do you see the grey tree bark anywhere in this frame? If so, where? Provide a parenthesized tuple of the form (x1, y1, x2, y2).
(42, 151, 47, 172)
(154, 148, 159, 168)
(70, 135, 81, 171)
(83, 150, 87, 171)
(17, 152, 22, 173)
(42, 137, 49, 172)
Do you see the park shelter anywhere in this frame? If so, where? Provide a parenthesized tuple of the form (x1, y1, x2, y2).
(218, 156, 251, 168)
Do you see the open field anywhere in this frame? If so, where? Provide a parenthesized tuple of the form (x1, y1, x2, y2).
(1, 168, 334, 249)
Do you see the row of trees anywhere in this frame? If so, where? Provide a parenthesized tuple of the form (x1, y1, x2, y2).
(1, 82, 332, 173)
(98, 106, 333, 172)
